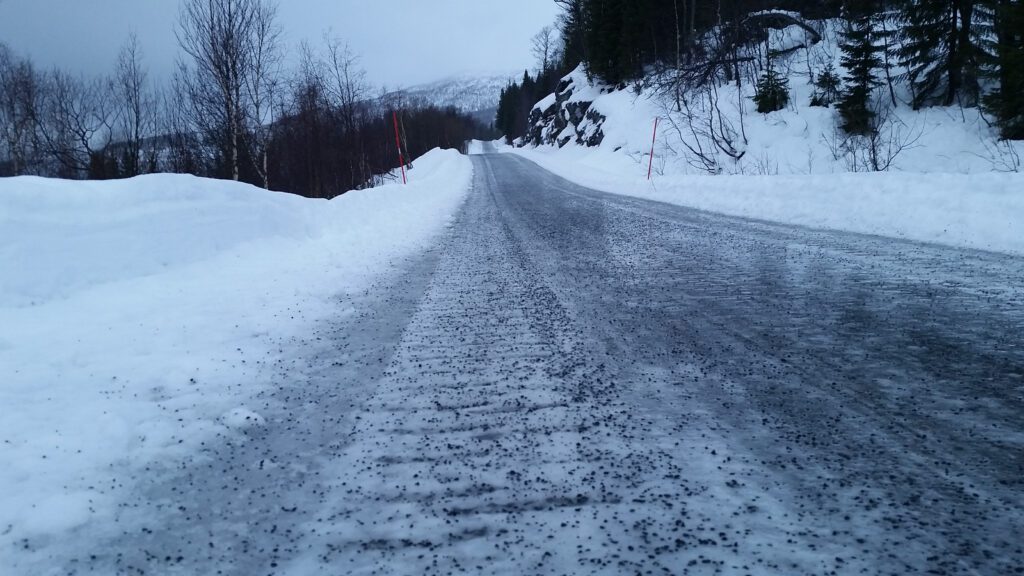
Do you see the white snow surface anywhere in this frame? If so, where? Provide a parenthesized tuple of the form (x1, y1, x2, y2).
(0, 148, 472, 565)
(507, 142, 1024, 255)
(504, 22, 1024, 256)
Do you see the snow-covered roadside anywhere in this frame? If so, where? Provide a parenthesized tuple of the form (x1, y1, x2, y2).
(506, 143, 1024, 256)
(0, 148, 472, 566)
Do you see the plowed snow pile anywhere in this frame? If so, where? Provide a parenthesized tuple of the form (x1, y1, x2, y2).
(0, 149, 471, 567)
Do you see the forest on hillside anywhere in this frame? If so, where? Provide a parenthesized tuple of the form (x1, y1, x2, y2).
(498, 0, 1024, 147)
(0, 0, 494, 198)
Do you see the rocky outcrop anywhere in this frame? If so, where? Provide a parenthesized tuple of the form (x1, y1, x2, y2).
(519, 68, 605, 148)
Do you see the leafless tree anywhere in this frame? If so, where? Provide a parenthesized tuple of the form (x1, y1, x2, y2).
(705, 81, 746, 161)
(323, 35, 370, 183)
(531, 25, 558, 73)
(0, 44, 43, 175)
(824, 104, 922, 172)
(658, 74, 749, 175)
(244, 0, 282, 188)
(113, 34, 157, 176)
(176, 0, 281, 183)
(36, 69, 115, 178)
(665, 97, 720, 173)
(974, 138, 1021, 173)
(160, 64, 205, 174)
(324, 35, 367, 133)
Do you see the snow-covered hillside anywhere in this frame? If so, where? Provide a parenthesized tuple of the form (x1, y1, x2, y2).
(389, 72, 518, 125)
(515, 18, 1023, 176)
(500, 14, 1023, 255)
(0, 149, 472, 572)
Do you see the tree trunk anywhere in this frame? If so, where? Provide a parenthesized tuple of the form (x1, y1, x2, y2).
(946, 1, 961, 106)
(956, 0, 978, 104)
(880, 14, 899, 106)
(262, 146, 269, 189)
(674, 0, 682, 111)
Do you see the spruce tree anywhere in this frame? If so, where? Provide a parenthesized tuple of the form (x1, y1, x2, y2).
(980, 0, 1024, 139)
(811, 63, 842, 107)
(898, 0, 981, 108)
(556, 0, 586, 69)
(495, 82, 524, 144)
(615, 0, 646, 83)
(754, 64, 790, 113)
(838, 6, 884, 135)
(584, 0, 624, 83)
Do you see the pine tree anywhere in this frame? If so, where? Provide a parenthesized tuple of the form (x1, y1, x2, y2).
(754, 64, 790, 113)
(980, 0, 1024, 139)
(838, 6, 884, 135)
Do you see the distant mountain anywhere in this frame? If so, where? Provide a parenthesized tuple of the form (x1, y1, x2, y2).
(388, 72, 521, 127)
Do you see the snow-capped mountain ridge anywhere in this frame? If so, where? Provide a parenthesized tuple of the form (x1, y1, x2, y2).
(388, 72, 521, 125)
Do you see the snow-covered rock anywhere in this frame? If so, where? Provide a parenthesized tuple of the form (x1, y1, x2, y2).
(510, 15, 1024, 177)
(523, 65, 607, 148)
(496, 13, 1024, 256)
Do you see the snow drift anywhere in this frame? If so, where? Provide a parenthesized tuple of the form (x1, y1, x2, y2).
(504, 15, 1024, 256)
(0, 148, 472, 570)
(508, 145, 1024, 255)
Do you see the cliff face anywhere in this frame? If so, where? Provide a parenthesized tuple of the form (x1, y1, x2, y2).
(519, 67, 606, 149)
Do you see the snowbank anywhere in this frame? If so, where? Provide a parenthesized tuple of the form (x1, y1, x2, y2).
(0, 148, 472, 566)
(508, 144, 1024, 255)
(502, 20, 1024, 256)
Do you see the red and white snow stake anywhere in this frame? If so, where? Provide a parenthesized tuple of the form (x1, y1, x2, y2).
(648, 117, 659, 180)
(393, 111, 407, 185)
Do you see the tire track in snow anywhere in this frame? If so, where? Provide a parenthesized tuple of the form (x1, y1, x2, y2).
(294, 157, 760, 575)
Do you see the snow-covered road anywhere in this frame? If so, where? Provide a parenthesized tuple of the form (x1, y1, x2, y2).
(52, 152, 1024, 575)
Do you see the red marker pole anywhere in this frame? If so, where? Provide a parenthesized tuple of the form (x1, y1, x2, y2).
(393, 111, 407, 185)
(647, 117, 659, 180)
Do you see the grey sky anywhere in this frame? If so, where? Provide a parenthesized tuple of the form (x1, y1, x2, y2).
(0, 0, 560, 88)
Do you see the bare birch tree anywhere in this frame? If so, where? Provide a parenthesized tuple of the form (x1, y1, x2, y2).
(531, 26, 558, 72)
(244, 0, 282, 189)
(176, 0, 281, 183)
(161, 63, 205, 175)
(324, 36, 367, 133)
(114, 34, 156, 176)
(0, 44, 42, 175)
(36, 70, 115, 178)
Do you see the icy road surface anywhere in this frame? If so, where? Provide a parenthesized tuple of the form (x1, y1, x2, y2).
(64, 152, 1023, 575)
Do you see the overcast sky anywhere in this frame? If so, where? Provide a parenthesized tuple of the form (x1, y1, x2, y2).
(0, 0, 560, 88)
